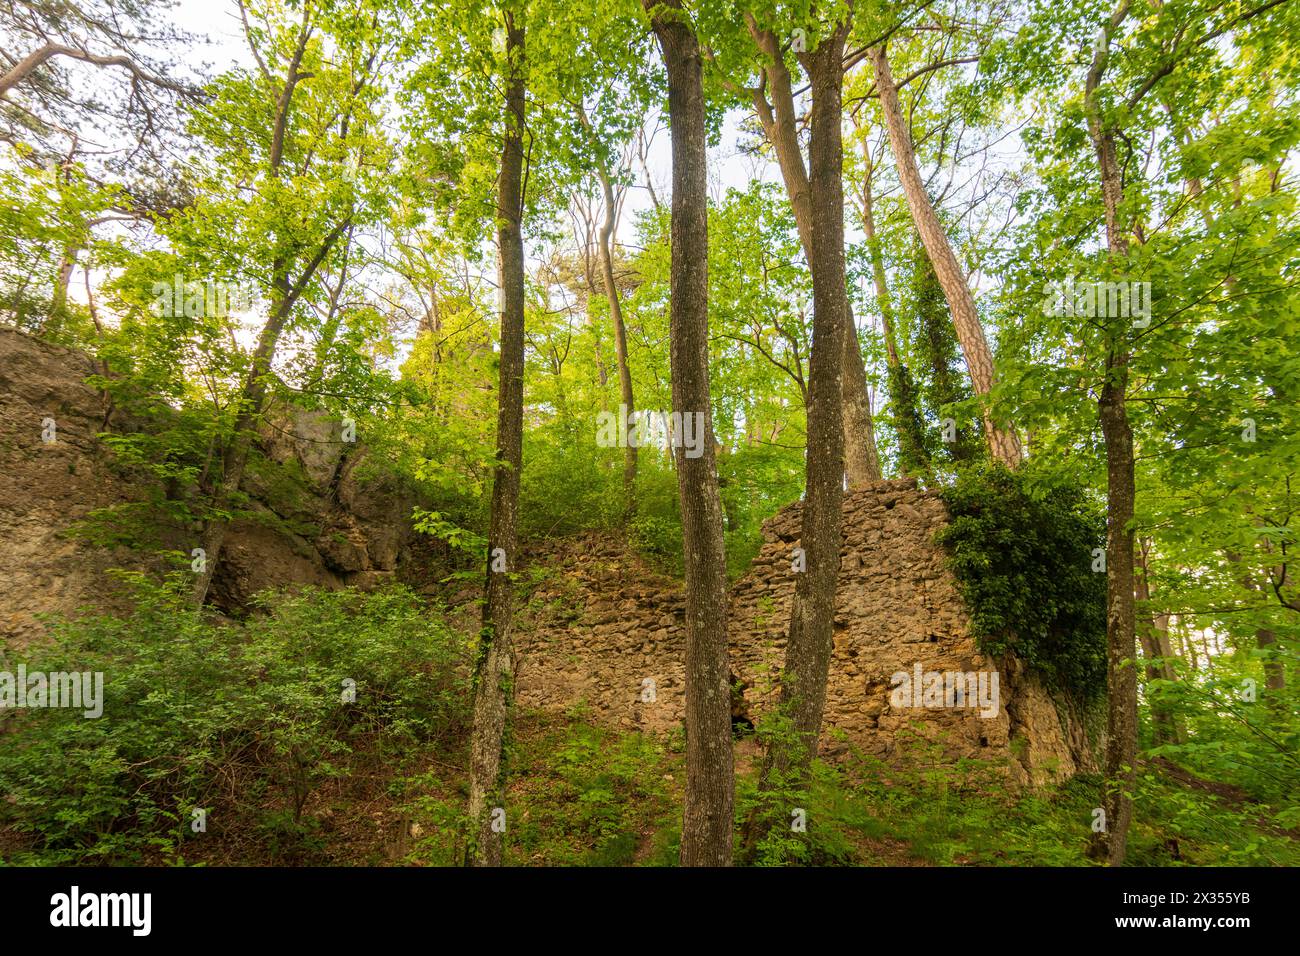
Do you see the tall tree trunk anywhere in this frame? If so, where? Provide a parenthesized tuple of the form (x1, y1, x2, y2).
(859, 139, 900, 369)
(749, 24, 850, 846)
(868, 44, 1021, 468)
(746, 20, 880, 486)
(594, 161, 638, 517)
(645, 0, 734, 867)
(1085, 1, 1139, 866)
(858, 136, 929, 478)
(465, 13, 527, 868)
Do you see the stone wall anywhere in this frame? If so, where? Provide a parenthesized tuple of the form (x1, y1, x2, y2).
(515, 480, 1096, 787)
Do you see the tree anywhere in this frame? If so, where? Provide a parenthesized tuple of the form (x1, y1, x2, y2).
(574, 103, 640, 519)
(464, 6, 528, 868)
(642, 0, 734, 866)
(869, 41, 1022, 468)
(732, 15, 881, 486)
(742, 7, 852, 853)
(849, 126, 928, 478)
(189, 0, 382, 607)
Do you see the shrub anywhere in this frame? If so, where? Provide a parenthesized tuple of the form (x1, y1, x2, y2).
(936, 463, 1107, 701)
(0, 574, 469, 864)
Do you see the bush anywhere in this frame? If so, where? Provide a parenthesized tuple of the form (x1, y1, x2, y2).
(936, 463, 1107, 701)
(0, 574, 469, 864)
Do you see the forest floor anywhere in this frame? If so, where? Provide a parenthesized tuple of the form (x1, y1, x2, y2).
(134, 712, 1298, 868)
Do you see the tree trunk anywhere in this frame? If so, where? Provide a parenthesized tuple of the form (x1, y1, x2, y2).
(868, 44, 1021, 468)
(1257, 629, 1285, 696)
(646, 0, 734, 867)
(858, 136, 929, 478)
(464, 13, 527, 868)
(749, 25, 850, 845)
(746, 21, 880, 485)
(594, 161, 638, 516)
(1093, 343, 1138, 866)
(1085, 4, 1139, 866)
(859, 140, 900, 369)
(190, 301, 289, 604)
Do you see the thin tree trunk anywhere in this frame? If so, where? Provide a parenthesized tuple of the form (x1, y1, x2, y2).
(745, 20, 879, 485)
(645, 0, 734, 867)
(858, 134, 929, 478)
(1085, 1, 1139, 866)
(748, 24, 851, 847)
(465, 12, 526, 867)
(594, 160, 638, 516)
(859, 139, 900, 369)
(868, 44, 1021, 468)
(1135, 541, 1183, 745)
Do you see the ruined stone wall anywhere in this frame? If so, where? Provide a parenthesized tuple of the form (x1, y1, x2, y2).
(728, 479, 1095, 786)
(515, 480, 1095, 787)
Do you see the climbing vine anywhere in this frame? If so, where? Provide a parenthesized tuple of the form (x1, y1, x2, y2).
(936, 464, 1107, 701)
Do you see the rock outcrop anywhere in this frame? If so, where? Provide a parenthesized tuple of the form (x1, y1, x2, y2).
(0, 328, 419, 644)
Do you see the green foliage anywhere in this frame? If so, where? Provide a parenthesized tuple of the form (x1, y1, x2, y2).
(903, 234, 984, 470)
(0, 576, 468, 864)
(936, 464, 1107, 700)
(884, 360, 930, 478)
(1142, 662, 1300, 813)
(629, 514, 682, 572)
(400, 719, 678, 867)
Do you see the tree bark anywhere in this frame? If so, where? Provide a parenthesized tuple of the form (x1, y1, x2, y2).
(746, 21, 880, 486)
(1085, 1, 1139, 866)
(868, 44, 1022, 468)
(464, 12, 527, 868)
(645, 0, 734, 867)
(595, 161, 638, 516)
(748, 25, 850, 847)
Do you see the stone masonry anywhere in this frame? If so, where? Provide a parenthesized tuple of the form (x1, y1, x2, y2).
(514, 479, 1095, 787)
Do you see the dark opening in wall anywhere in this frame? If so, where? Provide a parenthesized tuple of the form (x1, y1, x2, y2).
(730, 670, 753, 737)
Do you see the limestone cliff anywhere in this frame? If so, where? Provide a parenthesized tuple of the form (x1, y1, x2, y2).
(0, 328, 419, 644)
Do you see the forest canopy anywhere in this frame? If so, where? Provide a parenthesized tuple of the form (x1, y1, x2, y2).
(1, 0, 1297, 870)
